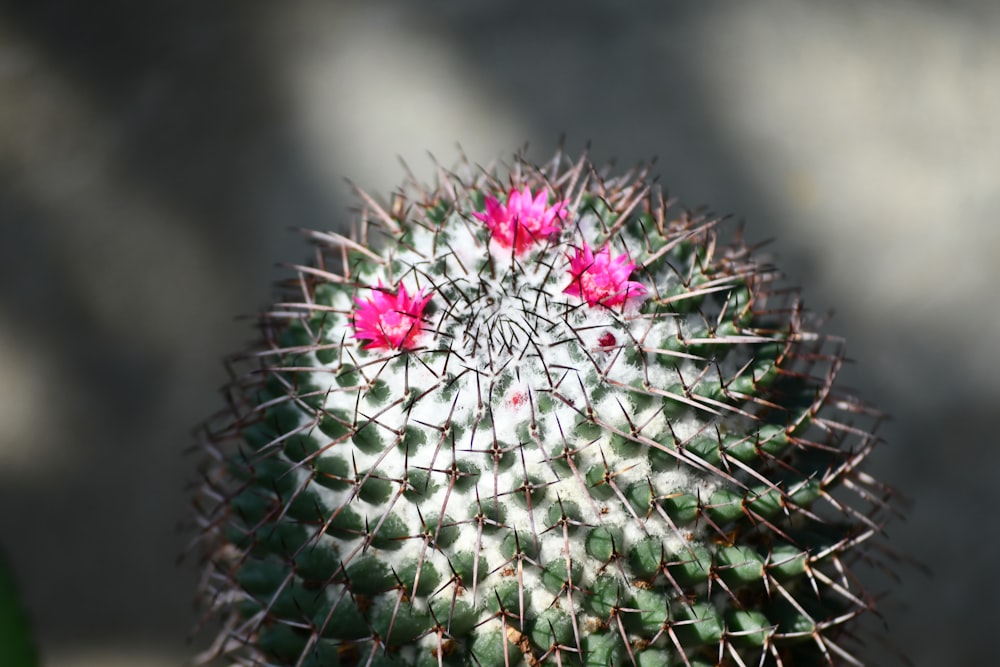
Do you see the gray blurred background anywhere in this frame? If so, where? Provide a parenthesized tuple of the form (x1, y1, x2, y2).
(0, 1, 997, 665)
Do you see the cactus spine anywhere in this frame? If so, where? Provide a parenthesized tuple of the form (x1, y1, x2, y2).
(193, 151, 893, 666)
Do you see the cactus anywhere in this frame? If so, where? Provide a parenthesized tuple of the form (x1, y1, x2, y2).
(193, 151, 894, 666)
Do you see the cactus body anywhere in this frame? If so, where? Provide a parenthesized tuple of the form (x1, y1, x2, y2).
(194, 152, 892, 666)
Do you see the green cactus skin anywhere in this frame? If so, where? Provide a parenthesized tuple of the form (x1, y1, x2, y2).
(193, 151, 893, 666)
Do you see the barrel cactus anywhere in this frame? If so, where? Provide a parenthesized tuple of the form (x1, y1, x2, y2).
(193, 150, 893, 666)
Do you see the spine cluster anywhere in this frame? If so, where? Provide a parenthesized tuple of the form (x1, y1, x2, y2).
(193, 152, 893, 666)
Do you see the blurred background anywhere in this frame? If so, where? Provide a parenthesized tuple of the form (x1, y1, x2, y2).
(0, 1, 997, 665)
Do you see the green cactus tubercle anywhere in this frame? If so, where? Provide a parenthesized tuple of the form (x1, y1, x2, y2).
(194, 151, 892, 666)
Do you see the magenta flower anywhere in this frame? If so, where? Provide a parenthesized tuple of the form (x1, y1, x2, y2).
(564, 243, 648, 307)
(351, 282, 431, 351)
(472, 186, 569, 254)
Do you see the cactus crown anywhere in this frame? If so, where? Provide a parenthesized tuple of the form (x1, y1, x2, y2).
(193, 151, 893, 666)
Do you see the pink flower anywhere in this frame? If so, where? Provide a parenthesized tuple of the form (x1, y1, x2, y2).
(564, 244, 648, 307)
(351, 282, 431, 351)
(472, 186, 569, 254)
